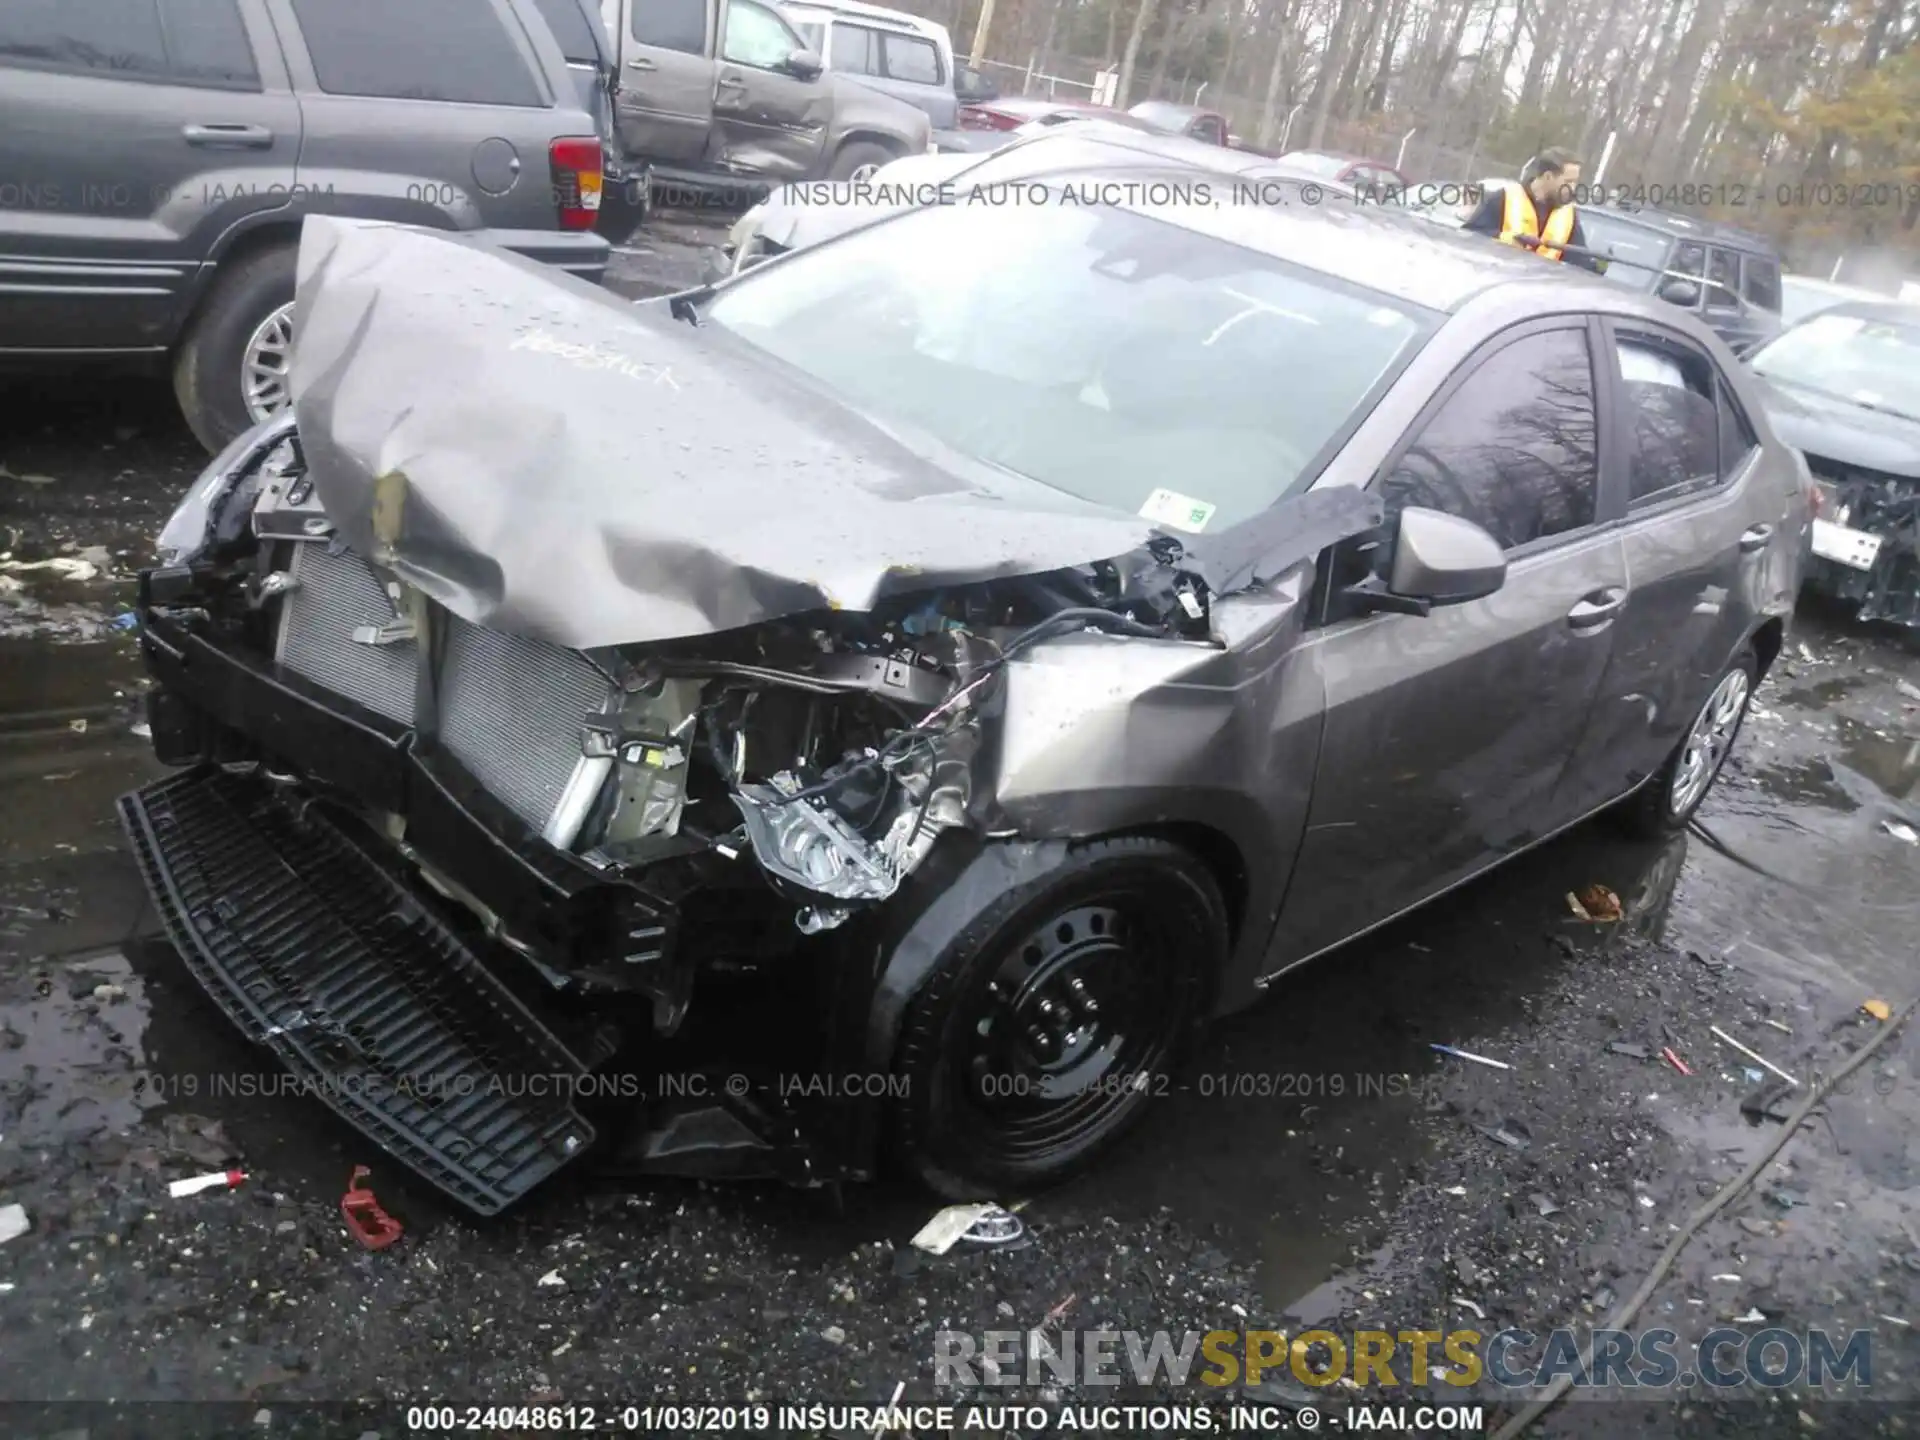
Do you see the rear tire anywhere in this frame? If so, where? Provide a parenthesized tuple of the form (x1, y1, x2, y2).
(1619, 644, 1759, 838)
(889, 836, 1227, 1199)
(172, 245, 299, 454)
(828, 141, 896, 183)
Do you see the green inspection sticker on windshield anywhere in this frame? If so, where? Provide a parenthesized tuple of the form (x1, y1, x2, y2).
(1139, 487, 1217, 533)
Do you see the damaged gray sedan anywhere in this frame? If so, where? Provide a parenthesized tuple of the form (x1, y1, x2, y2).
(123, 176, 1808, 1216)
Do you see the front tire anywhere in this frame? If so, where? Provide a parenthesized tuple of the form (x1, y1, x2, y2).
(1620, 644, 1759, 837)
(890, 836, 1227, 1199)
(172, 245, 299, 454)
(828, 141, 896, 183)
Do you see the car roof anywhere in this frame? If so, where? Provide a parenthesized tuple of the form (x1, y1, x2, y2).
(1581, 204, 1780, 256)
(1129, 100, 1210, 119)
(973, 144, 1622, 313)
(780, 0, 949, 39)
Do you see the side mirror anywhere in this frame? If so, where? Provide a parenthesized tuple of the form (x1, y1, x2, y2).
(782, 47, 823, 81)
(1658, 277, 1702, 308)
(1345, 507, 1507, 616)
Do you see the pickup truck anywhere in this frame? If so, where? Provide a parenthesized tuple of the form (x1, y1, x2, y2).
(599, 0, 931, 203)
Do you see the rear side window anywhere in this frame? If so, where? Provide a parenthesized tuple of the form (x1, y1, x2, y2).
(1378, 327, 1599, 551)
(1719, 383, 1759, 472)
(832, 23, 878, 74)
(0, 0, 257, 89)
(880, 32, 940, 84)
(162, 0, 258, 87)
(1706, 249, 1741, 310)
(531, 0, 603, 63)
(1618, 338, 1718, 503)
(1743, 256, 1782, 313)
(632, 0, 707, 53)
(291, 0, 543, 104)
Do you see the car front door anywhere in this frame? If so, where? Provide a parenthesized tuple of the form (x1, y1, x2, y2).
(0, 0, 298, 350)
(1553, 321, 1769, 820)
(711, 0, 830, 179)
(1271, 319, 1628, 968)
(611, 0, 717, 163)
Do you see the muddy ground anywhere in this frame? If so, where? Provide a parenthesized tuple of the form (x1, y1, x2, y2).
(0, 213, 1916, 1439)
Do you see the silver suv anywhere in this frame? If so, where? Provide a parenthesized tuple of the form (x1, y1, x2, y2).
(0, 0, 613, 452)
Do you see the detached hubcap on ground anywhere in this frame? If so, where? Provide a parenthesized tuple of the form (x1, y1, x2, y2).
(960, 897, 1181, 1161)
(242, 302, 296, 424)
(1671, 668, 1750, 816)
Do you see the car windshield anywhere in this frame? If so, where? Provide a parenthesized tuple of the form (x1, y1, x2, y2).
(1578, 213, 1671, 290)
(1750, 310, 1920, 422)
(705, 197, 1432, 529)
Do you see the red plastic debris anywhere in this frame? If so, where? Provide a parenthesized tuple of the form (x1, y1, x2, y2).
(340, 1166, 404, 1250)
(1661, 1046, 1694, 1076)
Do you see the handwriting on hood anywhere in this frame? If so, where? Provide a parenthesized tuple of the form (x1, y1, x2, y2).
(508, 330, 681, 389)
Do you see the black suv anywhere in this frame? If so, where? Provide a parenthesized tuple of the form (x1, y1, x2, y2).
(0, 0, 613, 453)
(1579, 205, 1785, 356)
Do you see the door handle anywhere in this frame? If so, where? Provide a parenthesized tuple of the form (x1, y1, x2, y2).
(1739, 523, 1774, 554)
(716, 70, 748, 88)
(182, 122, 274, 148)
(1566, 587, 1626, 631)
(626, 56, 656, 70)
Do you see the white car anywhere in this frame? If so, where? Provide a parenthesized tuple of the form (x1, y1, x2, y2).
(719, 122, 1359, 275)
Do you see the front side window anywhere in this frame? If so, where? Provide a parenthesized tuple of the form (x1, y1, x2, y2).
(1616, 338, 1719, 503)
(291, 0, 542, 104)
(1749, 310, 1920, 423)
(706, 198, 1433, 530)
(1189, 114, 1225, 144)
(722, 0, 798, 69)
(632, 0, 707, 55)
(1743, 256, 1782, 313)
(880, 32, 940, 84)
(1378, 328, 1599, 551)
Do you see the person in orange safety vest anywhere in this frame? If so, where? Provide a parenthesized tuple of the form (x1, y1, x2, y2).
(1461, 149, 1606, 273)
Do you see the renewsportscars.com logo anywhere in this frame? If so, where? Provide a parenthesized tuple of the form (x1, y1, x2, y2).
(935, 1326, 1875, 1391)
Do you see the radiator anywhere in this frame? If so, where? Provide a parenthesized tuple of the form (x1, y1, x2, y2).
(274, 543, 418, 727)
(271, 541, 614, 844)
(435, 613, 615, 840)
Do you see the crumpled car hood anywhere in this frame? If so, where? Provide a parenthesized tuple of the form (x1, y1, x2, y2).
(287, 216, 1162, 650)
(1754, 375, 1920, 479)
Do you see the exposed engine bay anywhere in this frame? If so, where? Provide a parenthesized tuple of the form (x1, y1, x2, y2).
(154, 421, 1219, 1038)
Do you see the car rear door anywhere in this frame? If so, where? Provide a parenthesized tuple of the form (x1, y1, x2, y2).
(712, 0, 830, 179)
(0, 0, 297, 350)
(1552, 320, 1771, 820)
(266, 0, 583, 237)
(1273, 319, 1628, 966)
(610, 0, 717, 163)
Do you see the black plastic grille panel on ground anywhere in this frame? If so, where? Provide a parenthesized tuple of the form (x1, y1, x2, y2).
(118, 767, 595, 1216)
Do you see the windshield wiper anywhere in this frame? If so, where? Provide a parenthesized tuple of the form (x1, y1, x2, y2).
(669, 283, 714, 326)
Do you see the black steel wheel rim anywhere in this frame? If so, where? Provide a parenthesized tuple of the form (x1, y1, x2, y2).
(953, 888, 1189, 1162)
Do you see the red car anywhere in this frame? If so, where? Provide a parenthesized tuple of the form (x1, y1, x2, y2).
(956, 96, 1130, 134)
